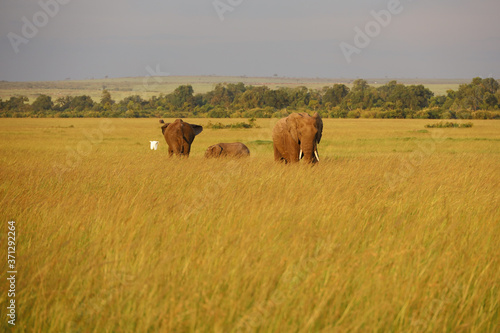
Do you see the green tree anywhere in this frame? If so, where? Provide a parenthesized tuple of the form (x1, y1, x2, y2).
(455, 78, 485, 110)
(377, 82, 433, 111)
(5, 96, 29, 111)
(407, 85, 433, 110)
(272, 88, 290, 109)
(70, 95, 95, 111)
(208, 106, 229, 118)
(481, 77, 499, 94)
(343, 80, 378, 110)
(483, 92, 498, 109)
(453, 77, 500, 110)
(322, 84, 349, 107)
(237, 86, 269, 109)
(100, 89, 115, 110)
(32, 95, 54, 112)
(171, 85, 194, 109)
(285, 86, 310, 108)
(352, 79, 369, 92)
(206, 83, 233, 107)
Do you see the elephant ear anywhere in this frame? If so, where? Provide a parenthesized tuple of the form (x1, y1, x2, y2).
(313, 112, 323, 144)
(214, 144, 223, 156)
(160, 123, 171, 135)
(189, 124, 203, 136)
(286, 113, 300, 143)
(206, 144, 222, 157)
(205, 145, 216, 157)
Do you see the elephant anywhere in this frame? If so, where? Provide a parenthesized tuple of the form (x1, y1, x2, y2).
(159, 119, 203, 157)
(205, 142, 250, 158)
(272, 112, 323, 163)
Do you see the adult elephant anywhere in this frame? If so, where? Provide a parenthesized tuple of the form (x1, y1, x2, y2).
(205, 142, 250, 158)
(159, 119, 203, 157)
(272, 112, 323, 163)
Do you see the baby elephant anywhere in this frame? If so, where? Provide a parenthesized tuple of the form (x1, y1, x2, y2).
(205, 142, 250, 158)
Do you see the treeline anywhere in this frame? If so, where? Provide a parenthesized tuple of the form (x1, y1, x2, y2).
(1, 77, 499, 119)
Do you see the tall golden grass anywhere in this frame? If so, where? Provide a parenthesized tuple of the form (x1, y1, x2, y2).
(0, 118, 499, 332)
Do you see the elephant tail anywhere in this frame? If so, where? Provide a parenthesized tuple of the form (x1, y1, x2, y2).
(159, 119, 170, 135)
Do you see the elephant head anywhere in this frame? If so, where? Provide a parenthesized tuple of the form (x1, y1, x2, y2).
(205, 144, 223, 158)
(272, 112, 323, 163)
(159, 119, 203, 157)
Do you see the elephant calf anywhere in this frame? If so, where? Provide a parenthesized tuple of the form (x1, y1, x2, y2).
(205, 142, 250, 158)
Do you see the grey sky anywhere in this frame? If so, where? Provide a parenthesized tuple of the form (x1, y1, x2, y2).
(1, 0, 499, 81)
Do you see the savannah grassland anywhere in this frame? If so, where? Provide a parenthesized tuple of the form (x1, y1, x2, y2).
(0, 118, 499, 332)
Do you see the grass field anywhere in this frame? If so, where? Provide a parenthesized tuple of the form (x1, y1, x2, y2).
(0, 76, 468, 102)
(1, 118, 499, 332)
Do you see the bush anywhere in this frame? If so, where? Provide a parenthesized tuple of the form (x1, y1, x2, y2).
(472, 111, 500, 119)
(208, 106, 229, 118)
(347, 110, 361, 118)
(376, 110, 404, 119)
(329, 107, 347, 118)
(425, 122, 473, 128)
(440, 111, 453, 119)
(456, 110, 472, 119)
(206, 118, 259, 130)
(272, 109, 290, 118)
(415, 110, 431, 119)
(360, 111, 378, 118)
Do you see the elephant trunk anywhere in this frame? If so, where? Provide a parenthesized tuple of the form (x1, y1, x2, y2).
(299, 142, 319, 163)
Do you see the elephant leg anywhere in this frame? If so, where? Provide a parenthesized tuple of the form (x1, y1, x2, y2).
(184, 143, 191, 156)
(273, 144, 280, 161)
(288, 139, 301, 163)
(290, 147, 300, 163)
(274, 144, 286, 163)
